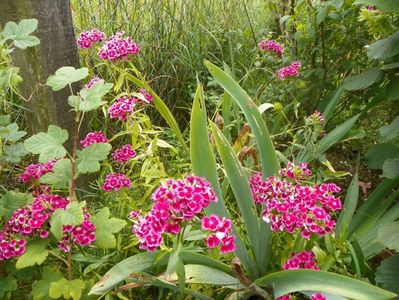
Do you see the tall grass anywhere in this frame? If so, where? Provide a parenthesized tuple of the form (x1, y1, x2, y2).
(71, 0, 274, 127)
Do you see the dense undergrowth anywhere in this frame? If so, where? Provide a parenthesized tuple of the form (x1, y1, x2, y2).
(1, 0, 399, 299)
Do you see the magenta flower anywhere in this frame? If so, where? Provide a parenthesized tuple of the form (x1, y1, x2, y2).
(201, 214, 236, 254)
(112, 144, 136, 163)
(98, 31, 140, 61)
(138, 88, 154, 104)
(80, 131, 108, 148)
(283, 251, 319, 270)
(102, 173, 132, 192)
(84, 77, 104, 89)
(250, 163, 341, 239)
(19, 160, 56, 183)
(311, 294, 327, 300)
(131, 176, 218, 251)
(59, 213, 96, 252)
(108, 96, 136, 121)
(77, 29, 106, 49)
(258, 39, 283, 58)
(277, 61, 301, 80)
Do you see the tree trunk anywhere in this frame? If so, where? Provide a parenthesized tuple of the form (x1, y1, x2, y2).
(0, 0, 81, 148)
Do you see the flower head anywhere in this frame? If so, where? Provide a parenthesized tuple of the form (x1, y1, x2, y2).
(277, 61, 301, 80)
(19, 160, 56, 183)
(258, 39, 283, 58)
(108, 96, 137, 120)
(102, 173, 132, 192)
(77, 29, 106, 49)
(138, 88, 154, 104)
(201, 214, 236, 254)
(98, 31, 140, 61)
(80, 131, 108, 148)
(112, 144, 136, 163)
(283, 251, 319, 270)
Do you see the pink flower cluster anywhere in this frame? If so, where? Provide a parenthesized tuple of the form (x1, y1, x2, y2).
(283, 251, 319, 270)
(98, 31, 140, 61)
(279, 162, 312, 180)
(108, 96, 136, 121)
(278, 251, 326, 300)
(80, 131, 108, 148)
(59, 212, 96, 252)
(77, 29, 106, 49)
(258, 39, 283, 58)
(250, 163, 341, 239)
(277, 61, 301, 80)
(19, 160, 56, 183)
(306, 111, 325, 125)
(102, 173, 132, 192)
(0, 194, 68, 260)
(84, 77, 104, 89)
(139, 89, 154, 103)
(201, 215, 236, 254)
(131, 176, 218, 251)
(112, 144, 136, 163)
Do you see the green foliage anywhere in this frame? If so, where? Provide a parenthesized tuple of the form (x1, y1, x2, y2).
(16, 239, 49, 269)
(46, 66, 88, 91)
(0, 276, 17, 299)
(2, 19, 40, 49)
(76, 143, 111, 174)
(0, 122, 27, 142)
(24, 125, 68, 163)
(68, 81, 113, 112)
(376, 255, 399, 294)
(50, 202, 85, 240)
(382, 158, 399, 178)
(354, 0, 399, 13)
(40, 159, 72, 188)
(343, 69, 383, 91)
(32, 267, 63, 300)
(365, 143, 399, 169)
(49, 278, 86, 300)
(90, 207, 126, 249)
(0, 191, 31, 220)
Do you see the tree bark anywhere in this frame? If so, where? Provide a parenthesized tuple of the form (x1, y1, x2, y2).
(0, 0, 81, 148)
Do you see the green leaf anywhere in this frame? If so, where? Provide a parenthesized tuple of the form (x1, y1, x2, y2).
(365, 143, 399, 169)
(49, 278, 85, 300)
(0, 191, 31, 220)
(16, 239, 49, 269)
(24, 125, 68, 163)
(68, 81, 113, 112)
(89, 251, 161, 295)
(205, 60, 280, 177)
(32, 267, 63, 300)
(367, 32, 399, 60)
(190, 84, 252, 272)
(76, 143, 111, 174)
(211, 122, 268, 277)
(376, 255, 399, 294)
(255, 270, 397, 299)
(2, 142, 29, 163)
(318, 86, 344, 124)
(343, 69, 383, 91)
(0, 276, 17, 299)
(0, 115, 10, 126)
(90, 207, 126, 249)
(40, 158, 72, 188)
(354, 0, 399, 13)
(0, 67, 23, 88)
(380, 116, 399, 140)
(184, 264, 243, 289)
(2, 19, 40, 49)
(46, 66, 89, 91)
(377, 222, 399, 251)
(382, 158, 399, 179)
(0, 123, 27, 142)
(336, 173, 359, 239)
(50, 202, 85, 240)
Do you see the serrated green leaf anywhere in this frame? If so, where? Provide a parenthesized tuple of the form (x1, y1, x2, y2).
(367, 31, 399, 60)
(90, 207, 126, 249)
(51, 202, 85, 240)
(2, 19, 39, 49)
(380, 116, 399, 140)
(40, 159, 72, 188)
(343, 69, 383, 91)
(46, 66, 88, 91)
(49, 278, 85, 300)
(376, 255, 399, 293)
(76, 143, 111, 174)
(0, 115, 10, 126)
(365, 143, 399, 169)
(24, 125, 68, 163)
(68, 81, 113, 112)
(14, 35, 40, 49)
(2, 142, 29, 163)
(0, 191, 31, 220)
(32, 267, 63, 300)
(16, 239, 49, 269)
(382, 158, 399, 179)
(0, 123, 26, 142)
